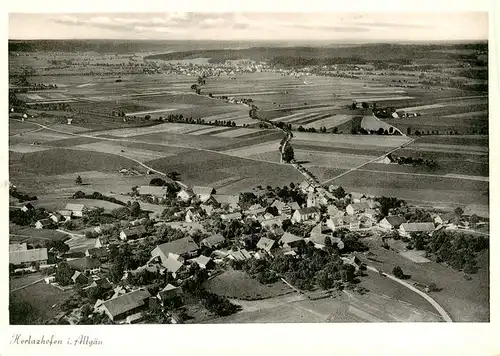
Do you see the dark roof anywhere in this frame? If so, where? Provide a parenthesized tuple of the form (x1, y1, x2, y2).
(66, 257, 101, 271)
(384, 215, 406, 226)
(100, 289, 151, 318)
(154, 237, 199, 257)
(298, 206, 319, 215)
(279, 232, 303, 245)
(256, 237, 275, 252)
(86, 248, 109, 258)
(200, 233, 225, 247)
(121, 226, 146, 238)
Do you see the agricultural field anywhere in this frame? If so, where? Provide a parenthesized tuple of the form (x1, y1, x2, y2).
(146, 149, 303, 193)
(205, 270, 292, 300)
(10, 281, 74, 324)
(359, 238, 490, 322)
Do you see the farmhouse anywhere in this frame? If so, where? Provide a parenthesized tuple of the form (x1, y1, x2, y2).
(309, 234, 344, 251)
(66, 257, 101, 272)
(94, 289, 151, 322)
(9, 243, 27, 251)
(71, 271, 89, 285)
(291, 207, 320, 224)
(177, 188, 194, 202)
(65, 203, 86, 218)
(137, 185, 168, 199)
(35, 218, 53, 229)
(307, 192, 328, 208)
(151, 237, 199, 264)
(192, 186, 216, 202)
(120, 226, 146, 241)
(200, 233, 225, 249)
(226, 249, 252, 262)
(379, 215, 407, 230)
(58, 209, 73, 221)
(9, 248, 48, 267)
(85, 247, 110, 262)
(20, 203, 34, 212)
(256, 237, 275, 254)
(160, 257, 188, 277)
(350, 192, 364, 203)
(49, 212, 63, 224)
(220, 212, 242, 221)
(433, 213, 457, 225)
(279, 232, 304, 248)
(327, 205, 344, 219)
(95, 236, 117, 248)
(346, 202, 369, 216)
(212, 194, 240, 210)
(158, 284, 181, 302)
(334, 216, 360, 231)
(185, 209, 202, 223)
(399, 222, 436, 238)
(85, 277, 112, 289)
(188, 255, 214, 270)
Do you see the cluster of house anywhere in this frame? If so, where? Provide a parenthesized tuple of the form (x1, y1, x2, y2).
(26, 202, 88, 230)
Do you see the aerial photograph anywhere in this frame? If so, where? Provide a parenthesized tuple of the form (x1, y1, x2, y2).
(8, 12, 489, 325)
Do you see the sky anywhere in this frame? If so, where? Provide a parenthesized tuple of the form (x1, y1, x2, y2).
(9, 12, 488, 41)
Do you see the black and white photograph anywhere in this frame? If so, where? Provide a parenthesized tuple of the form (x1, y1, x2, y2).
(6, 9, 492, 328)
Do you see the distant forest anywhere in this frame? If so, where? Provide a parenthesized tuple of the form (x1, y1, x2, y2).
(144, 43, 488, 66)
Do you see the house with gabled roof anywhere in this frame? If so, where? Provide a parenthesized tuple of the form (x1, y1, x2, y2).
(66, 257, 101, 272)
(200, 204, 215, 216)
(85, 247, 110, 262)
(177, 188, 194, 202)
(188, 255, 214, 270)
(71, 270, 90, 285)
(200, 233, 225, 249)
(9, 243, 27, 252)
(278, 232, 304, 248)
(151, 237, 199, 264)
(213, 194, 240, 210)
(20, 203, 35, 212)
(49, 212, 63, 224)
(399, 222, 435, 238)
(291, 207, 320, 224)
(308, 234, 344, 251)
(158, 284, 181, 302)
(35, 218, 53, 229)
(379, 215, 406, 230)
(185, 208, 202, 223)
(120, 226, 146, 241)
(192, 186, 216, 202)
(256, 237, 275, 255)
(346, 202, 369, 216)
(94, 289, 151, 322)
(137, 186, 168, 200)
(226, 249, 252, 262)
(9, 248, 48, 267)
(65, 203, 86, 217)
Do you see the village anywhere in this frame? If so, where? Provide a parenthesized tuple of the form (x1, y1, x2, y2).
(8, 173, 486, 325)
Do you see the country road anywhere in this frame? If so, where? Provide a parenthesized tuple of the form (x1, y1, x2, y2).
(366, 265, 453, 322)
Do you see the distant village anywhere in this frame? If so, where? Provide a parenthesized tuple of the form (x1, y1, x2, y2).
(9, 175, 486, 325)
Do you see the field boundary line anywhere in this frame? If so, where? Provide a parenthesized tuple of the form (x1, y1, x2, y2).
(320, 137, 416, 186)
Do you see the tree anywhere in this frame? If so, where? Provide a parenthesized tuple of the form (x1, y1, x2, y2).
(75, 175, 82, 185)
(130, 201, 141, 217)
(109, 263, 124, 283)
(150, 178, 167, 186)
(283, 144, 295, 163)
(454, 207, 464, 216)
(392, 266, 404, 279)
(55, 262, 74, 286)
(332, 186, 346, 199)
(407, 127, 412, 135)
(361, 102, 369, 109)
